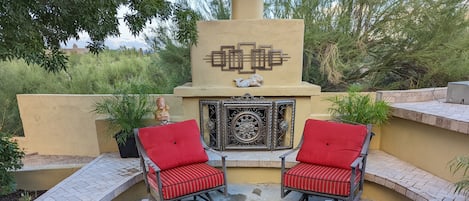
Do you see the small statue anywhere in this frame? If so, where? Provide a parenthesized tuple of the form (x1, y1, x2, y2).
(234, 74, 264, 88)
(154, 97, 170, 124)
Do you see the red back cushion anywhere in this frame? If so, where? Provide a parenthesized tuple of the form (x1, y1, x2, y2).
(138, 119, 208, 170)
(296, 119, 367, 169)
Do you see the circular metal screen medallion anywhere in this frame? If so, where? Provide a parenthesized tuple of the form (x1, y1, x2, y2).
(232, 111, 262, 143)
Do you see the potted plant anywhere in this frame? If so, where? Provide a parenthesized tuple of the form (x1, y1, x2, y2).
(327, 85, 391, 126)
(93, 84, 153, 158)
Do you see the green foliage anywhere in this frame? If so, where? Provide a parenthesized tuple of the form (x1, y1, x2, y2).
(328, 85, 391, 125)
(142, 0, 234, 93)
(0, 0, 198, 72)
(19, 192, 33, 201)
(265, 0, 469, 91)
(0, 50, 164, 137)
(0, 132, 25, 195)
(449, 155, 469, 196)
(151, 40, 192, 93)
(93, 83, 153, 145)
(145, 24, 192, 93)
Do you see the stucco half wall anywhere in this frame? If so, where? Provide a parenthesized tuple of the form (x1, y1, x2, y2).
(16, 94, 182, 156)
(16, 93, 379, 156)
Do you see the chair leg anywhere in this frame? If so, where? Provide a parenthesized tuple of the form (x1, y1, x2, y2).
(205, 193, 213, 201)
(192, 193, 212, 201)
(299, 193, 308, 201)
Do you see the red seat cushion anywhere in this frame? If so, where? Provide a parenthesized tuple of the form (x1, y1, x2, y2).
(296, 119, 367, 169)
(138, 119, 208, 170)
(283, 163, 361, 196)
(147, 163, 225, 200)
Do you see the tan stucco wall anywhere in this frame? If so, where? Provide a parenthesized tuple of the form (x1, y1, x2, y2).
(16, 92, 382, 156)
(362, 181, 411, 201)
(16, 94, 183, 156)
(381, 117, 469, 182)
(14, 168, 79, 190)
(191, 19, 305, 88)
(17, 95, 102, 156)
(231, 0, 263, 19)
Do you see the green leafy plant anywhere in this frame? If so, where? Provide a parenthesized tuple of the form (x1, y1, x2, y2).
(19, 191, 32, 201)
(328, 85, 391, 125)
(0, 132, 25, 195)
(93, 83, 153, 145)
(449, 155, 469, 196)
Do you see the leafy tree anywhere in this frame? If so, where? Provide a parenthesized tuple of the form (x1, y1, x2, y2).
(264, 0, 469, 91)
(0, 132, 25, 195)
(194, 0, 231, 20)
(0, 50, 156, 137)
(144, 0, 231, 93)
(0, 0, 199, 72)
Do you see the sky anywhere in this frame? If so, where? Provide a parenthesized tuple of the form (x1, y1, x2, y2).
(61, 6, 152, 50)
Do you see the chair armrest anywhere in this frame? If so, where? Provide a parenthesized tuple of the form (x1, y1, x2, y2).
(279, 147, 299, 160)
(350, 156, 364, 169)
(205, 147, 227, 159)
(142, 153, 161, 172)
(360, 131, 374, 155)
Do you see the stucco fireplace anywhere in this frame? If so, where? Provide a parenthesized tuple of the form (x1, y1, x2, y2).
(173, 0, 321, 150)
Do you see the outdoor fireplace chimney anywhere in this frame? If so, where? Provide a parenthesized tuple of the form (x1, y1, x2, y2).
(231, 0, 263, 20)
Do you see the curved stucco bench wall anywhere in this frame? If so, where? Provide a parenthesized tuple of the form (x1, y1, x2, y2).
(207, 150, 466, 201)
(32, 149, 466, 201)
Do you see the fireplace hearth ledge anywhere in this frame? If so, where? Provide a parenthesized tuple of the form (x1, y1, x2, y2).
(174, 81, 321, 97)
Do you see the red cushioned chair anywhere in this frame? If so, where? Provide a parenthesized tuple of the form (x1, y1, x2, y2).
(280, 119, 372, 201)
(134, 119, 227, 201)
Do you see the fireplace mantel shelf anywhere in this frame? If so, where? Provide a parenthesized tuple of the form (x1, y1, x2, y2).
(174, 82, 321, 97)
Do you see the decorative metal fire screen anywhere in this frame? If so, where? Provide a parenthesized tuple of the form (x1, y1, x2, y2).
(199, 94, 295, 151)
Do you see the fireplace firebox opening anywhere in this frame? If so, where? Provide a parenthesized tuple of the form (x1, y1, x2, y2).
(199, 93, 295, 151)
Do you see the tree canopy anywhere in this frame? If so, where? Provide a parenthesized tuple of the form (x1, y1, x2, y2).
(264, 0, 469, 90)
(0, 0, 198, 72)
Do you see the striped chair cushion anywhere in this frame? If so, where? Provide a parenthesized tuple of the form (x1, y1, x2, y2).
(147, 163, 224, 200)
(283, 163, 361, 196)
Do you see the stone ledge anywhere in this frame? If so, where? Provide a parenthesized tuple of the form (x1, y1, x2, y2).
(35, 153, 141, 201)
(391, 101, 469, 135)
(366, 151, 466, 201)
(174, 82, 321, 97)
(377, 87, 447, 103)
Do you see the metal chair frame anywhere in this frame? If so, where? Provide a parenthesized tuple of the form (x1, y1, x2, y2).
(279, 123, 373, 201)
(134, 127, 228, 201)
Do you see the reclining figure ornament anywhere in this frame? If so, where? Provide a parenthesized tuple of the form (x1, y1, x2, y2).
(233, 74, 264, 88)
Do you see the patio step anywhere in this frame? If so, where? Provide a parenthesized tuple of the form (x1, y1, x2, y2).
(34, 150, 467, 201)
(34, 153, 141, 201)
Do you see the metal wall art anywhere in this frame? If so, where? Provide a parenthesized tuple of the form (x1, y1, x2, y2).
(204, 42, 290, 74)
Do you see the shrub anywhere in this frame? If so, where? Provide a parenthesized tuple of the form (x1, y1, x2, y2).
(328, 85, 391, 125)
(0, 132, 25, 195)
(92, 82, 153, 145)
(449, 155, 469, 196)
